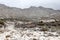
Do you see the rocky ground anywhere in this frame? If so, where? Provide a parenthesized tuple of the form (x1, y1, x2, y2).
(0, 21, 60, 40)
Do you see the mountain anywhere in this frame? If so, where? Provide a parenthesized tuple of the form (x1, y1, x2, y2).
(0, 4, 60, 20)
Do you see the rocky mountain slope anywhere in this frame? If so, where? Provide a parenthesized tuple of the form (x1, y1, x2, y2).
(0, 4, 60, 19)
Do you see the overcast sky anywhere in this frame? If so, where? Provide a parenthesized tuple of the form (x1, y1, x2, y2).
(0, 0, 60, 10)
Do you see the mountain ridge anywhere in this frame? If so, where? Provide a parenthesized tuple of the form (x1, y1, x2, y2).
(0, 4, 60, 20)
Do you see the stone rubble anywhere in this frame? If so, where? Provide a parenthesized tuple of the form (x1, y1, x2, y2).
(0, 22, 60, 40)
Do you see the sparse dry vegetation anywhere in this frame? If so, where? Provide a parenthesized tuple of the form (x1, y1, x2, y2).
(0, 19, 5, 25)
(40, 27, 48, 31)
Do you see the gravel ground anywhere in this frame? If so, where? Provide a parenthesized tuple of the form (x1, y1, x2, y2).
(0, 22, 60, 40)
